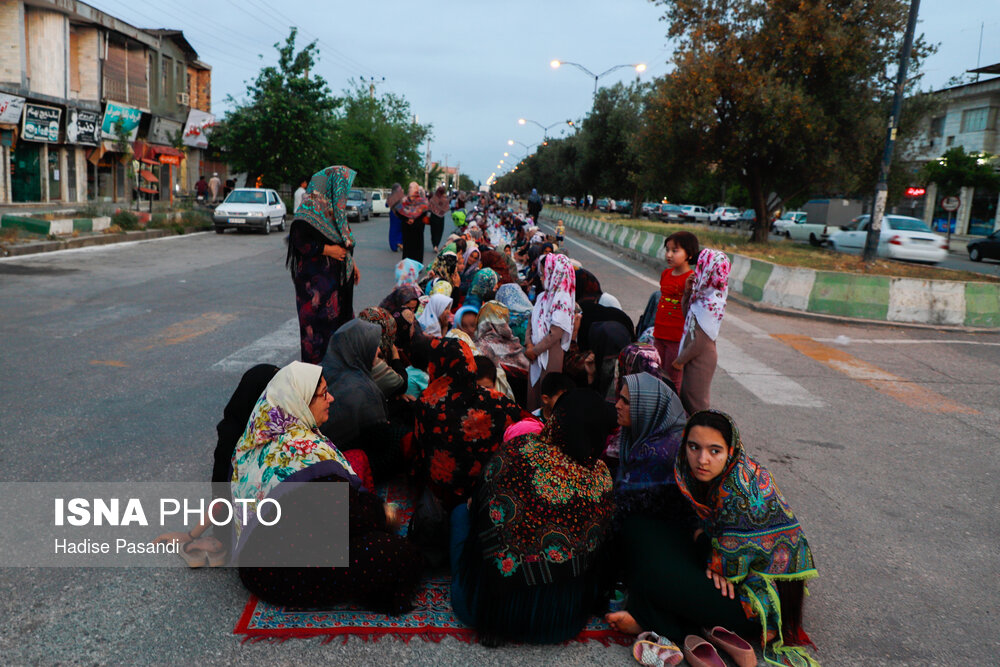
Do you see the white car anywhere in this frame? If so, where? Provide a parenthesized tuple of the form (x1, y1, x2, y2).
(773, 211, 807, 235)
(680, 205, 710, 223)
(370, 189, 388, 216)
(709, 207, 740, 226)
(828, 215, 949, 264)
(213, 188, 287, 234)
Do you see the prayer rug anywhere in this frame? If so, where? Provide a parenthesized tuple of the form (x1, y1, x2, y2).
(233, 480, 630, 645)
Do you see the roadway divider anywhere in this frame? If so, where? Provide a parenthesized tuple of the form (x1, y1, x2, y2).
(1, 215, 112, 235)
(541, 210, 999, 329)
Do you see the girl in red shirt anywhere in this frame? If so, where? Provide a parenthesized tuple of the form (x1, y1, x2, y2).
(652, 231, 699, 393)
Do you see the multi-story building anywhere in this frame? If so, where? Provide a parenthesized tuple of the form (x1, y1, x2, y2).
(0, 0, 215, 205)
(905, 63, 1000, 237)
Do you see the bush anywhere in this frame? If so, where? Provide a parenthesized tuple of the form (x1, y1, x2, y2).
(180, 210, 211, 229)
(111, 211, 140, 230)
(148, 213, 168, 228)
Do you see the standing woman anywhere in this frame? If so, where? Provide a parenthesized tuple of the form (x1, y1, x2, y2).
(386, 183, 405, 252)
(287, 166, 361, 364)
(398, 182, 430, 262)
(428, 185, 450, 253)
(525, 253, 575, 410)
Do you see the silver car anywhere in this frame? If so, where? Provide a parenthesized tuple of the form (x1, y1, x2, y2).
(213, 188, 287, 235)
(346, 189, 371, 221)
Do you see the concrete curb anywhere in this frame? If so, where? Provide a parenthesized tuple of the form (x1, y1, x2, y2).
(2, 214, 112, 235)
(0, 227, 206, 258)
(543, 211, 1000, 330)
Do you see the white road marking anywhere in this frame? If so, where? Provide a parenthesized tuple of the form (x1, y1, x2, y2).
(724, 313, 772, 339)
(716, 337, 827, 407)
(816, 337, 1000, 346)
(212, 317, 300, 371)
(540, 221, 659, 287)
(0, 232, 211, 262)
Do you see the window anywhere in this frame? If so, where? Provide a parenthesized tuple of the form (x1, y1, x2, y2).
(960, 107, 995, 133)
(946, 136, 955, 146)
(929, 116, 945, 137)
(163, 55, 172, 101)
(69, 28, 80, 93)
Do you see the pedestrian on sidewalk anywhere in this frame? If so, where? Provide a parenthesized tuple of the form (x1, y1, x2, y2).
(671, 248, 729, 414)
(286, 165, 361, 364)
(428, 185, 449, 253)
(527, 188, 543, 222)
(398, 182, 430, 262)
(293, 176, 308, 213)
(208, 172, 221, 202)
(653, 232, 698, 393)
(195, 175, 209, 202)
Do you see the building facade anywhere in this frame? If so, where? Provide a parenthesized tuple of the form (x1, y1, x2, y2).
(0, 0, 215, 205)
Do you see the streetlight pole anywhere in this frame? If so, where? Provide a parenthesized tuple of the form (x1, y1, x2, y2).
(863, 0, 921, 263)
(550, 60, 646, 98)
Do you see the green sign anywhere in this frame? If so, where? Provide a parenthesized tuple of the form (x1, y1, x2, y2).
(21, 103, 62, 143)
(100, 102, 142, 141)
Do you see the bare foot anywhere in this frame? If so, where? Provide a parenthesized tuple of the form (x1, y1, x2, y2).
(766, 629, 778, 642)
(605, 610, 643, 634)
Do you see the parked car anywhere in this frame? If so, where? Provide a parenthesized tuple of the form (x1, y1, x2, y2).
(784, 213, 833, 246)
(680, 205, 710, 223)
(641, 201, 660, 216)
(213, 188, 286, 234)
(596, 198, 611, 211)
(562, 196, 577, 206)
(709, 206, 741, 226)
(967, 230, 1000, 262)
(774, 211, 808, 235)
(346, 188, 371, 221)
(736, 209, 758, 230)
(828, 215, 949, 264)
(658, 204, 687, 223)
(370, 189, 388, 216)
(615, 200, 632, 215)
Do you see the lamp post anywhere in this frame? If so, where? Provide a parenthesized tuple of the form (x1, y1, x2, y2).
(518, 118, 574, 143)
(550, 60, 646, 97)
(508, 139, 534, 152)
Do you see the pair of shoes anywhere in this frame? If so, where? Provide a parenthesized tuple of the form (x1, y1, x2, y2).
(704, 626, 757, 667)
(178, 540, 208, 567)
(433, 246, 439, 252)
(683, 635, 726, 667)
(186, 536, 228, 567)
(632, 631, 682, 666)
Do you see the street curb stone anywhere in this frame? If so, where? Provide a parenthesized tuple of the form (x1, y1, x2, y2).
(543, 210, 1000, 330)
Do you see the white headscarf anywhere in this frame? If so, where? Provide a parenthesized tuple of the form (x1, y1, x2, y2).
(679, 249, 731, 354)
(264, 361, 322, 428)
(529, 253, 576, 385)
(417, 293, 453, 337)
(598, 292, 622, 309)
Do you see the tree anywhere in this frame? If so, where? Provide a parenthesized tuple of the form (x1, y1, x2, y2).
(644, 0, 934, 241)
(920, 147, 1000, 199)
(211, 29, 339, 187)
(458, 173, 477, 191)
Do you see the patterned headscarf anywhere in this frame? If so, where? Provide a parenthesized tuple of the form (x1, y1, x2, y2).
(379, 285, 422, 318)
(296, 166, 358, 277)
(467, 268, 499, 307)
(675, 409, 817, 665)
(575, 268, 603, 304)
(680, 249, 730, 354)
(475, 301, 529, 373)
(613, 343, 663, 398)
(358, 306, 397, 360)
(529, 253, 576, 385)
(428, 278, 454, 298)
(495, 283, 533, 345)
(395, 258, 424, 288)
(398, 183, 430, 219)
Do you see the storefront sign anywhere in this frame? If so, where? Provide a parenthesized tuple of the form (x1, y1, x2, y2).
(159, 153, 181, 165)
(0, 92, 26, 125)
(22, 103, 62, 143)
(182, 109, 215, 149)
(66, 108, 101, 145)
(101, 102, 142, 141)
(148, 116, 183, 146)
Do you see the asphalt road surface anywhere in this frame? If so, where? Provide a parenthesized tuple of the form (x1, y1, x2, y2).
(1, 216, 997, 666)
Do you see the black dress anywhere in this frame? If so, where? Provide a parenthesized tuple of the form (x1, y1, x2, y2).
(400, 212, 428, 262)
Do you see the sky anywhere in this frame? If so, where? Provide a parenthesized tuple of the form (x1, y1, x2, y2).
(86, 0, 1000, 185)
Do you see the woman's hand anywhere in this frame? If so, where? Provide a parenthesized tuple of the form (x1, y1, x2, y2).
(152, 531, 193, 547)
(384, 503, 403, 531)
(572, 312, 582, 341)
(524, 340, 535, 362)
(672, 359, 684, 370)
(353, 264, 361, 285)
(324, 244, 348, 261)
(707, 568, 736, 599)
(583, 351, 596, 378)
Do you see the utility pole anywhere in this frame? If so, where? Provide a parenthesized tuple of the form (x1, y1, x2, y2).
(863, 0, 921, 263)
(423, 139, 430, 191)
(455, 161, 460, 191)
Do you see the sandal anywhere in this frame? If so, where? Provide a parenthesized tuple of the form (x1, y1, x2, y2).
(188, 536, 227, 567)
(705, 626, 757, 667)
(683, 635, 726, 667)
(632, 634, 682, 666)
(178, 540, 208, 568)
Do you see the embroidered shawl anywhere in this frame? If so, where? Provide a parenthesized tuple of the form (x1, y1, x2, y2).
(296, 166, 357, 277)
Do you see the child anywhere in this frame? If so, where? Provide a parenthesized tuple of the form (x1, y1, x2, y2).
(555, 219, 565, 243)
(530, 371, 576, 423)
(672, 249, 730, 413)
(404, 335, 432, 398)
(474, 355, 497, 391)
(653, 231, 699, 394)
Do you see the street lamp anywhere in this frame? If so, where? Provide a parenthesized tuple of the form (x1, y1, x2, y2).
(550, 59, 647, 97)
(517, 117, 574, 140)
(508, 139, 533, 151)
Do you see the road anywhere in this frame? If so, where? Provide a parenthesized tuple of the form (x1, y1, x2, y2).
(0, 216, 997, 666)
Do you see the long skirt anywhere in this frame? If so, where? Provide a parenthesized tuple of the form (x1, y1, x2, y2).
(294, 273, 354, 364)
(388, 210, 403, 252)
(401, 217, 425, 262)
(429, 213, 445, 248)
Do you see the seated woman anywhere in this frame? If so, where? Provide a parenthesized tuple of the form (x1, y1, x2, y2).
(416, 293, 453, 338)
(607, 409, 819, 667)
(464, 268, 499, 309)
(379, 285, 422, 361)
(319, 319, 404, 482)
(613, 372, 687, 526)
(233, 361, 422, 613)
(450, 389, 618, 645)
(357, 306, 408, 400)
(474, 301, 530, 406)
(495, 283, 533, 345)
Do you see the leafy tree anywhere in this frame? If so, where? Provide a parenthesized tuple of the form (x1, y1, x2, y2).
(920, 147, 1000, 198)
(211, 29, 339, 187)
(458, 173, 477, 191)
(644, 0, 934, 241)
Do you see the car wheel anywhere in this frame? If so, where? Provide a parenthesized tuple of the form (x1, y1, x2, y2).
(785, 230, 791, 238)
(263, 217, 271, 235)
(215, 226, 225, 234)
(809, 233, 820, 246)
(278, 215, 286, 232)
(969, 247, 981, 262)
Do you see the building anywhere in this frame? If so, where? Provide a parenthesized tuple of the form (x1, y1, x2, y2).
(905, 63, 1000, 236)
(0, 0, 216, 205)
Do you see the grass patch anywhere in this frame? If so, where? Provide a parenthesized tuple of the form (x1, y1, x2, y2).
(111, 210, 140, 230)
(548, 206, 1000, 283)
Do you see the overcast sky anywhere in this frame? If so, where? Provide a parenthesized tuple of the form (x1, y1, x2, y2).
(89, 0, 1000, 185)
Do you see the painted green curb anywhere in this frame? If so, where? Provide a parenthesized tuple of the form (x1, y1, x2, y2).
(808, 272, 891, 320)
(1, 215, 50, 235)
(964, 282, 1000, 327)
(741, 259, 774, 301)
(72, 218, 92, 232)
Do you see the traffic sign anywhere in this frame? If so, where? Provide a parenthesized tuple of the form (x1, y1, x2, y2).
(941, 196, 960, 212)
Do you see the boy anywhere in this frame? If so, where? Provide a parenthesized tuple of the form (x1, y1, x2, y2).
(404, 335, 432, 398)
(531, 372, 576, 423)
(555, 219, 565, 244)
(653, 231, 699, 393)
(474, 356, 497, 391)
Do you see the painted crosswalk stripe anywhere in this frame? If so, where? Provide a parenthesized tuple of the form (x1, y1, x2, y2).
(716, 337, 827, 407)
(773, 334, 978, 414)
(212, 318, 300, 372)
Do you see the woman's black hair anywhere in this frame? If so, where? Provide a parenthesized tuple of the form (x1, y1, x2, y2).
(473, 355, 497, 384)
(408, 334, 432, 371)
(683, 410, 733, 447)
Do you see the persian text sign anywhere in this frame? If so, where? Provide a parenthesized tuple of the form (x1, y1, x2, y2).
(0, 92, 26, 125)
(22, 103, 62, 143)
(101, 102, 142, 141)
(66, 108, 101, 145)
(182, 108, 215, 148)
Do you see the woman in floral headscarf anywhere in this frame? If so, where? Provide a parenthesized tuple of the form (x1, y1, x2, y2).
(398, 182, 430, 262)
(672, 249, 730, 413)
(525, 253, 575, 410)
(286, 166, 361, 364)
(465, 268, 498, 309)
(395, 258, 423, 289)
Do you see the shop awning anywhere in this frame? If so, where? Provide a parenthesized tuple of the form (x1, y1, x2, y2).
(132, 140, 185, 162)
(138, 186, 158, 195)
(139, 170, 159, 183)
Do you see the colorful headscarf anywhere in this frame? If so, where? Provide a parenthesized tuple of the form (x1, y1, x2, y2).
(529, 253, 576, 385)
(428, 278, 454, 298)
(413, 338, 522, 509)
(429, 187, 450, 217)
(358, 306, 397, 361)
(231, 362, 359, 544)
(398, 184, 430, 219)
(296, 166, 357, 277)
(475, 301, 529, 373)
(395, 258, 423, 288)
(680, 249, 730, 354)
(618, 372, 686, 496)
(613, 343, 662, 398)
(379, 285, 422, 318)
(417, 293, 453, 337)
(496, 283, 533, 345)
(675, 410, 817, 666)
(467, 268, 499, 307)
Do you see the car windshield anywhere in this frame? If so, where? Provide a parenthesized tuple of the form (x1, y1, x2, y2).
(348, 189, 364, 200)
(725, 208, 739, 214)
(225, 190, 267, 204)
(887, 217, 931, 232)
(663, 205, 683, 212)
